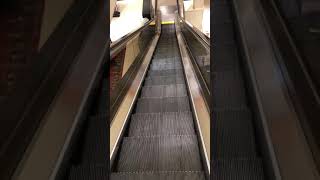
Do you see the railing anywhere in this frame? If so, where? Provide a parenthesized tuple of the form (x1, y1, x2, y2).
(177, 15, 210, 106)
(110, 18, 157, 122)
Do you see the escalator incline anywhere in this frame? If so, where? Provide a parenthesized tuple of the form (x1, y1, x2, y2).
(212, 1, 265, 179)
(110, 24, 205, 180)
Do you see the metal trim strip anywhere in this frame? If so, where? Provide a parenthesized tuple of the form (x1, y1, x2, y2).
(176, 20, 210, 177)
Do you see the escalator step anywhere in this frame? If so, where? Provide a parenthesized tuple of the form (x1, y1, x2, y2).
(117, 135, 202, 172)
(213, 23, 235, 44)
(144, 75, 185, 86)
(212, 159, 264, 180)
(129, 112, 194, 136)
(141, 84, 187, 98)
(111, 171, 206, 180)
(68, 164, 108, 180)
(150, 61, 182, 71)
(151, 57, 180, 63)
(153, 53, 180, 59)
(213, 71, 247, 108)
(148, 69, 184, 77)
(136, 97, 190, 113)
(97, 92, 107, 111)
(213, 44, 240, 72)
(213, 108, 257, 157)
(151, 59, 181, 66)
(81, 115, 108, 163)
(154, 47, 179, 54)
(212, 3, 232, 22)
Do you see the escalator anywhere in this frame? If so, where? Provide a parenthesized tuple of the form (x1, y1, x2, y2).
(63, 23, 207, 179)
(110, 24, 206, 179)
(66, 2, 266, 179)
(212, 1, 265, 179)
(66, 71, 109, 179)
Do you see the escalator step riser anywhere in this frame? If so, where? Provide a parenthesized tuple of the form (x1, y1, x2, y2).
(68, 165, 108, 180)
(151, 57, 180, 63)
(150, 62, 182, 71)
(154, 47, 179, 52)
(117, 136, 202, 172)
(136, 97, 190, 113)
(151, 61, 182, 67)
(212, 3, 232, 22)
(148, 69, 184, 77)
(111, 172, 206, 180)
(212, 159, 264, 180)
(214, 26, 235, 44)
(153, 54, 180, 59)
(141, 84, 187, 98)
(213, 108, 257, 157)
(213, 72, 248, 108)
(129, 112, 194, 136)
(213, 45, 240, 72)
(144, 76, 185, 86)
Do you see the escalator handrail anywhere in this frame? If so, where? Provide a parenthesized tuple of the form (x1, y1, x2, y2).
(177, 16, 210, 48)
(110, 19, 155, 57)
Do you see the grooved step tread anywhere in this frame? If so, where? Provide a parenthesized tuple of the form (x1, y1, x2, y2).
(117, 135, 202, 172)
(81, 116, 108, 163)
(136, 97, 190, 113)
(111, 171, 206, 180)
(213, 71, 247, 108)
(151, 58, 181, 65)
(129, 112, 194, 136)
(213, 44, 240, 72)
(213, 108, 257, 157)
(141, 84, 187, 98)
(68, 164, 108, 180)
(150, 61, 182, 71)
(212, 159, 264, 180)
(144, 75, 185, 86)
(148, 69, 184, 77)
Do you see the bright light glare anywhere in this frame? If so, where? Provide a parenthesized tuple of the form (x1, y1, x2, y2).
(110, 0, 148, 42)
(183, 0, 193, 11)
(202, 8, 210, 37)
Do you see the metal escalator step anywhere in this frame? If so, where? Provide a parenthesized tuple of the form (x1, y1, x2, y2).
(214, 23, 235, 44)
(144, 75, 185, 86)
(212, 159, 265, 180)
(148, 69, 183, 77)
(81, 116, 108, 163)
(68, 164, 108, 180)
(129, 112, 194, 136)
(141, 84, 187, 98)
(136, 97, 190, 113)
(111, 171, 206, 180)
(153, 54, 180, 59)
(154, 46, 179, 52)
(150, 61, 182, 71)
(213, 71, 247, 108)
(213, 108, 257, 157)
(151, 60, 181, 67)
(151, 57, 180, 63)
(212, 3, 232, 22)
(213, 44, 240, 72)
(117, 135, 202, 172)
